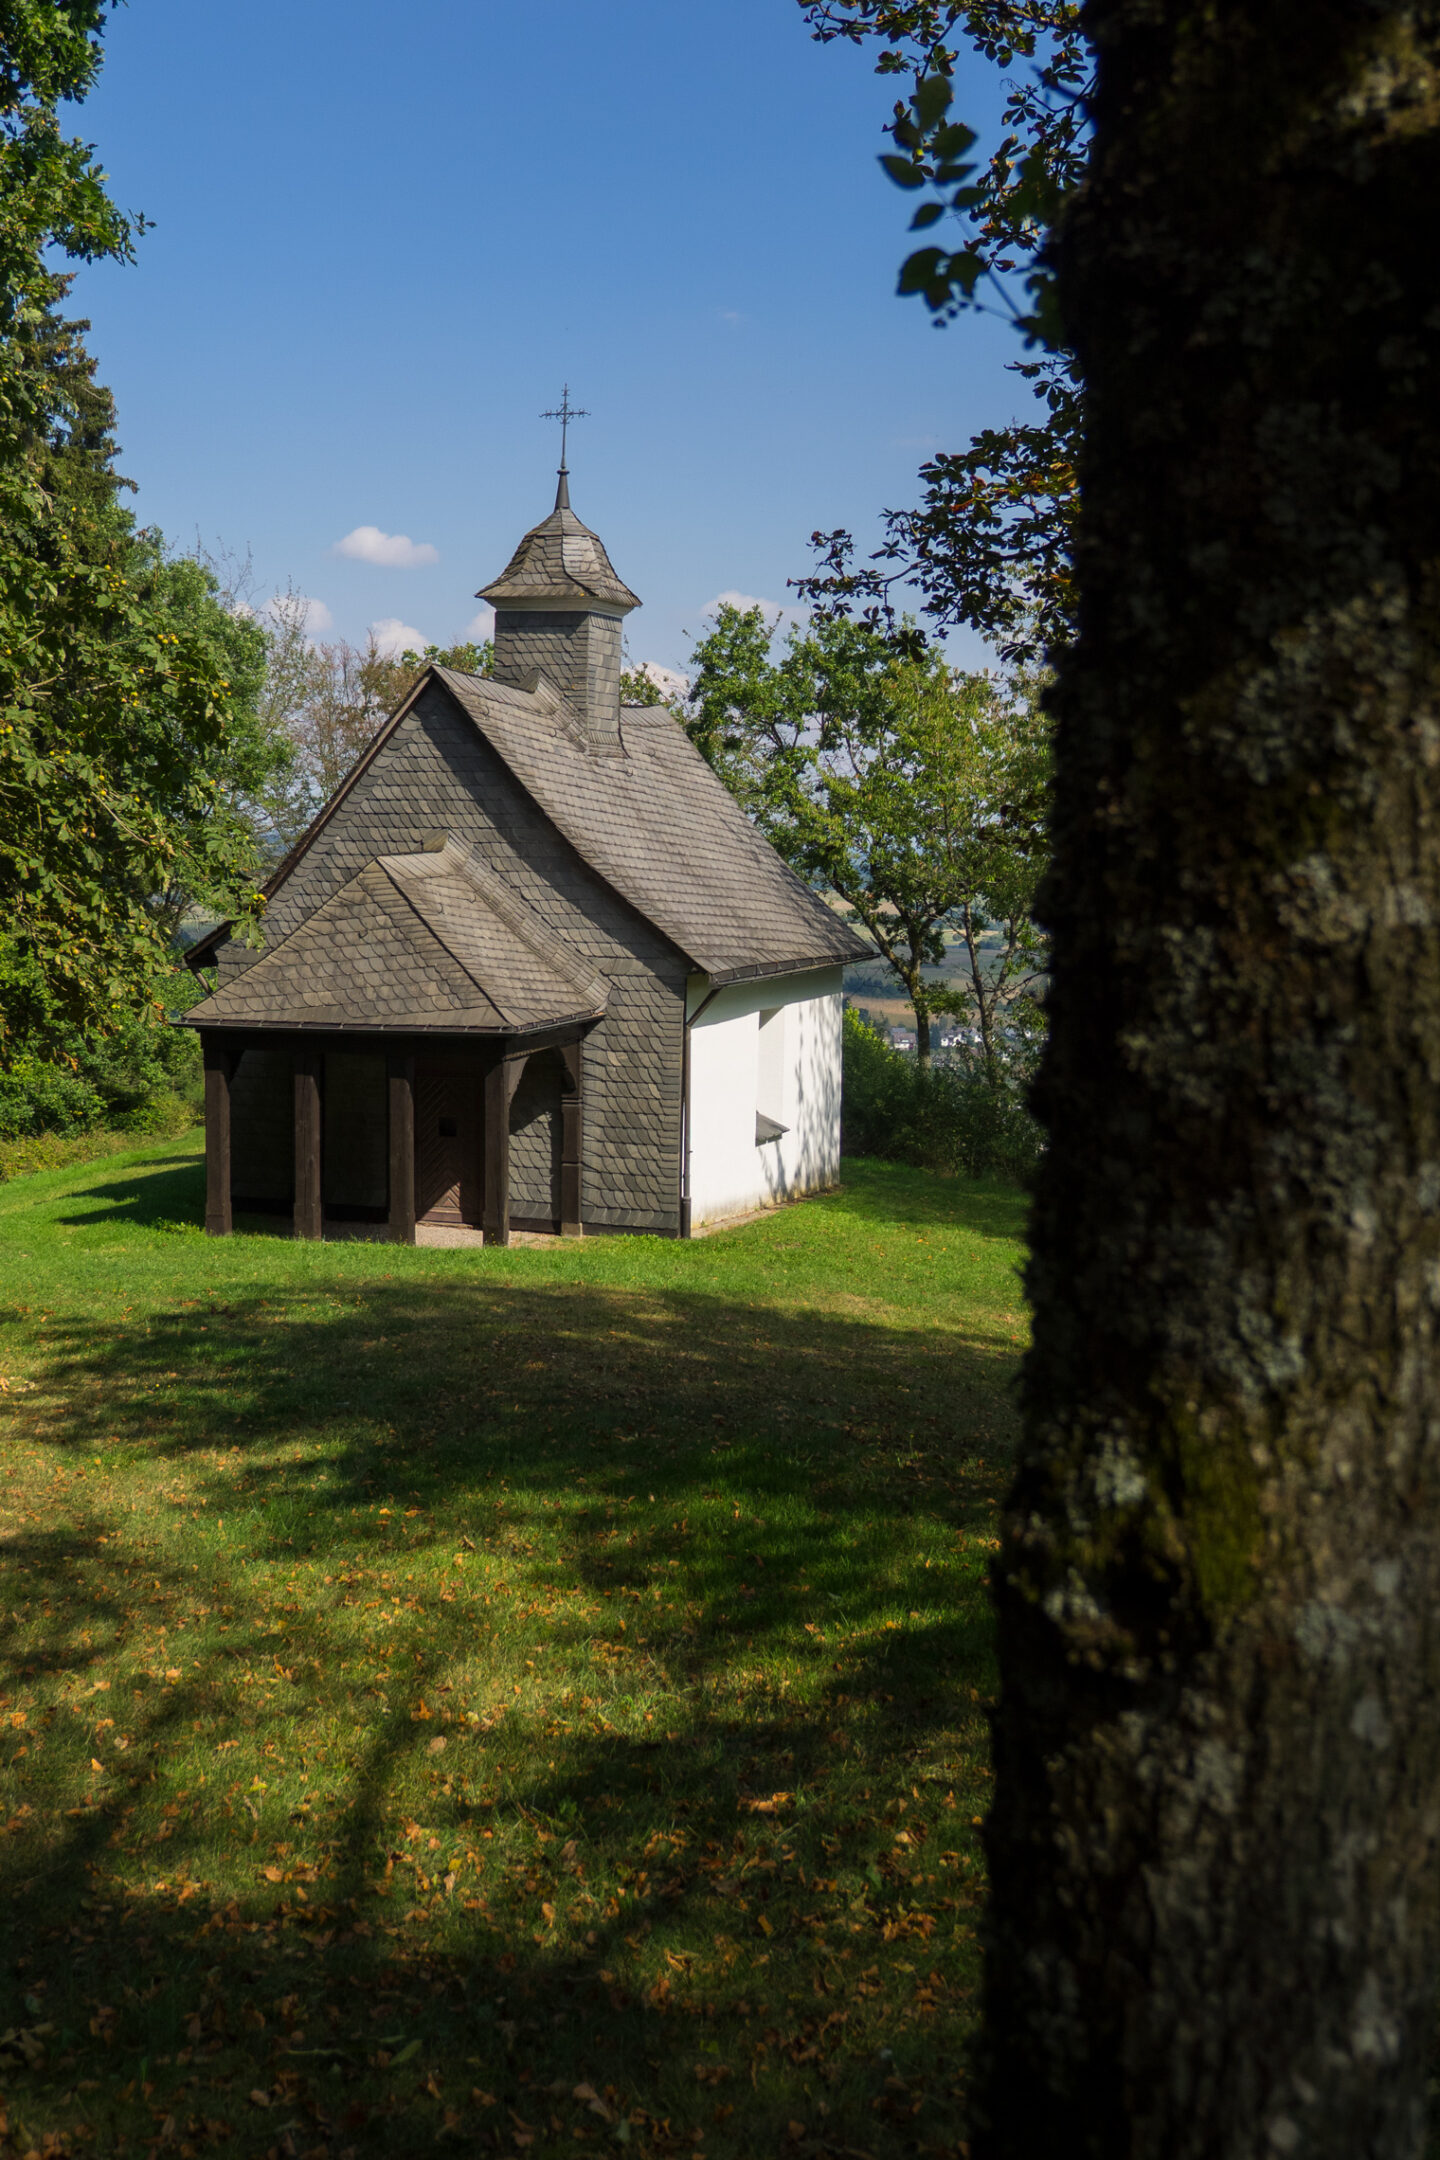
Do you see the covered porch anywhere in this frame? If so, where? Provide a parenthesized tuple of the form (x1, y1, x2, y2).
(181, 837, 606, 1246)
(198, 1025, 588, 1246)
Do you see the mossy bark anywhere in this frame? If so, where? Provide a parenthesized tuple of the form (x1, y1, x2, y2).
(982, 5, 1440, 2156)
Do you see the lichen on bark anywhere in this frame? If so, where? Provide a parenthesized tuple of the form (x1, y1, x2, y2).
(980, 4, 1440, 2156)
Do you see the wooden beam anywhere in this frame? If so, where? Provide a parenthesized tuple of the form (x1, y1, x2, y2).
(203, 1039, 234, 1237)
(387, 1053, 416, 1244)
(559, 1040, 583, 1238)
(483, 1050, 528, 1247)
(294, 1048, 323, 1241)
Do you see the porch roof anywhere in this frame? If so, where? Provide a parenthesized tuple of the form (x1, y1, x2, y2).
(182, 841, 605, 1035)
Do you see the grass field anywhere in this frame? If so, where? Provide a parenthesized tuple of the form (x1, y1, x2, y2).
(0, 1139, 1027, 2160)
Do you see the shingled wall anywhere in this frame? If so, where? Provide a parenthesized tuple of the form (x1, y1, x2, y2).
(510, 1049, 564, 1222)
(230, 1048, 292, 1206)
(323, 1052, 388, 1212)
(215, 682, 687, 1232)
(492, 611, 623, 755)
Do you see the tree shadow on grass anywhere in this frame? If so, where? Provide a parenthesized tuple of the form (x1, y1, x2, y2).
(1, 1274, 1007, 2157)
(53, 1156, 210, 1230)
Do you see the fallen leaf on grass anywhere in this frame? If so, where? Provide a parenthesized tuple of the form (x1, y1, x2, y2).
(573, 2082, 615, 2123)
(0, 2023, 53, 2066)
(740, 1792, 791, 1814)
(249, 2089, 270, 2109)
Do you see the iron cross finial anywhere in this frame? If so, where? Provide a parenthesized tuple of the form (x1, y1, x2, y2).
(540, 383, 589, 473)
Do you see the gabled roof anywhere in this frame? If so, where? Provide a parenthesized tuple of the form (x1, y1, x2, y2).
(434, 670, 868, 982)
(476, 477, 640, 614)
(186, 668, 869, 988)
(181, 842, 605, 1035)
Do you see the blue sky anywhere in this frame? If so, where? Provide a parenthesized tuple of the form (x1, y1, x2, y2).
(68, 0, 1023, 676)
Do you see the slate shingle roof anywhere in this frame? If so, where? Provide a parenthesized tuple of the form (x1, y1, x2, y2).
(434, 670, 867, 982)
(182, 842, 605, 1034)
(477, 482, 640, 613)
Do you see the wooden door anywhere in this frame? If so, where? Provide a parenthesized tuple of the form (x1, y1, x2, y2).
(414, 1066, 479, 1225)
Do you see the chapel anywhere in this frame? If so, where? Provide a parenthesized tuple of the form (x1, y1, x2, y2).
(183, 461, 865, 1242)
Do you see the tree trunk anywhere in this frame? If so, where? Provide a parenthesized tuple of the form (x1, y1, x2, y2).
(982, 6, 1440, 2158)
(907, 979, 933, 1066)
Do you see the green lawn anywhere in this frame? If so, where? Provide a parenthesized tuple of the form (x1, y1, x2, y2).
(0, 1139, 1027, 2160)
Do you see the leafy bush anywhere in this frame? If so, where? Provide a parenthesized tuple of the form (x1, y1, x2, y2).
(0, 1057, 103, 1138)
(0, 947, 203, 1142)
(841, 1007, 1043, 1183)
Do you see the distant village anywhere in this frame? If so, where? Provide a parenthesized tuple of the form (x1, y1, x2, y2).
(848, 1005, 983, 1057)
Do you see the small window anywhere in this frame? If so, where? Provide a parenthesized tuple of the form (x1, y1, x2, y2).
(756, 1007, 788, 1146)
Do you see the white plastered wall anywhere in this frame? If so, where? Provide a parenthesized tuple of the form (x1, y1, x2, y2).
(686, 966, 844, 1228)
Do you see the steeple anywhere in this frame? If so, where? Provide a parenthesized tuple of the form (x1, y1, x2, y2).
(478, 488, 640, 617)
(478, 457, 640, 755)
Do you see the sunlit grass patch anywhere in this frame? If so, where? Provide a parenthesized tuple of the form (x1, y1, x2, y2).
(0, 1142, 1026, 2158)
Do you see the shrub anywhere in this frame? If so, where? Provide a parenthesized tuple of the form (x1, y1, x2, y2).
(0, 948, 204, 1141)
(841, 1007, 1043, 1183)
(0, 1057, 103, 1138)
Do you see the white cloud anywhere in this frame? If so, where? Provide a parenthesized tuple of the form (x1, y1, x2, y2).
(333, 525, 439, 568)
(368, 616, 429, 658)
(461, 607, 495, 643)
(704, 589, 807, 631)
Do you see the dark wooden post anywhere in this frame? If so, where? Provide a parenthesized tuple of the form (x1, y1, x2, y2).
(559, 1039, 583, 1238)
(483, 1049, 527, 1247)
(293, 1046, 323, 1242)
(387, 1052, 416, 1244)
(203, 1038, 234, 1237)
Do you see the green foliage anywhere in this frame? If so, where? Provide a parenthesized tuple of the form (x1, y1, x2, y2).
(0, 941, 201, 1138)
(842, 1006, 1042, 1181)
(0, 1047, 96, 1135)
(619, 664, 666, 706)
(0, 9, 274, 1036)
(686, 598, 1048, 1064)
(400, 637, 494, 679)
(800, 2, 1086, 337)
(0, 455, 274, 1032)
(0, 1, 136, 351)
(799, 377, 1077, 666)
(797, 3, 1086, 664)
